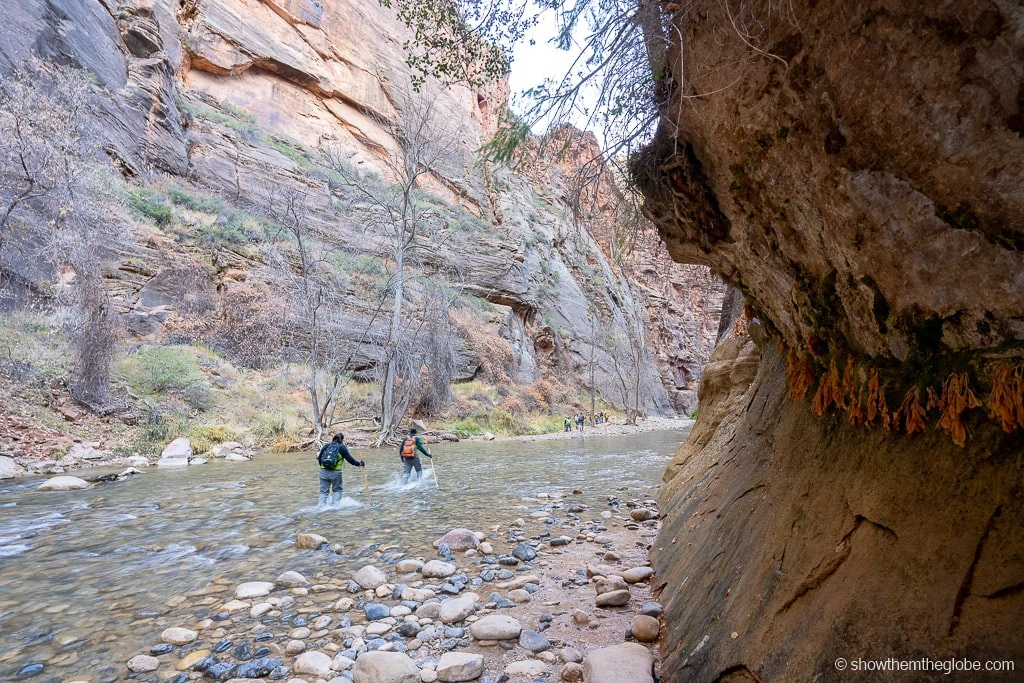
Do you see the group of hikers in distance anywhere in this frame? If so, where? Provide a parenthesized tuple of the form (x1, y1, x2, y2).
(563, 411, 610, 432)
(316, 427, 434, 506)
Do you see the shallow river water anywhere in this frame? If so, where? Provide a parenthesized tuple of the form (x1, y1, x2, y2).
(0, 429, 687, 681)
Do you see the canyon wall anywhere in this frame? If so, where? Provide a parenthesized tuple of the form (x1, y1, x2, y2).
(637, 0, 1024, 679)
(0, 0, 723, 416)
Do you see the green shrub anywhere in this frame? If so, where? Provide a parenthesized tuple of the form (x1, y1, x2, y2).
(167, 187, 222, 213)
(122, 346, 206, 395)
(189, 423, 244, 453)
(127, 190, 174, 227)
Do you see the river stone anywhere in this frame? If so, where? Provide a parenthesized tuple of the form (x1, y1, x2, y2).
(630, 509, 654, 521)
(402, 586, 436, 603)
(0, 455, 21, 479)
(176, 649, 211, 670)
(296, 533, 328, 549)
(416, 602, 442, 619)
(285, 639, 306, 655)
(127, 654, 159, 672)
(364, 603, 390, 620)
(421, 560, 457, 578)
(507, 589, 531, 604)
(561, 662, 584, 681)
(596, 589, 631, 607)
(37, 476, 90, 491)
(560, 647, 583, 663)
(506, 660, 548, 676)
(351, 650, 419, 683)
(630, 615, 660, 642)
(158, 438, 192, 465)
(594, 576, 629, 594)
(395, 559, 424, 573)
(355, 565, 388, 589)
(235, 582, 274, 599)
(478, 542, 494, 554)
(222, 599, 249, 612)
(422, 669, 439, 683)
(518, 629, 550, 652)
(549, 536, 572, 547)
(161, 627, 197, 645)
(235, 656, 283, 678)
(469, 614, 522, 640)
(639, 601, 663, 618)
(435, 652, 484, 681)
(621, 567, 655, 584)
(433, 528, 480, 552)
(437, 594, 477, 624)
(276, 570, 309, 587)
(293, 650, 333, 677)
(512, 543, 537, 561)
(582, 642, 653, 683)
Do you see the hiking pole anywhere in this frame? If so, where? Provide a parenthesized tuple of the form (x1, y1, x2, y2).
(429, 455, 439, 488)
(362, 465, 372, 505)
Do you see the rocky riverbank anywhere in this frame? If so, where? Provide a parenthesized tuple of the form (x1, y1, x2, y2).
(14, 491, 664, 683)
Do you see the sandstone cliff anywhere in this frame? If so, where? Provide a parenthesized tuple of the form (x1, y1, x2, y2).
(638, 1, 1024, 679)
(0, 0, 722, 418)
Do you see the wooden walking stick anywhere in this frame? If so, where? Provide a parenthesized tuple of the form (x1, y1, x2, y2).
(429, 455, 439, 488)
(362, 465, 372, 505)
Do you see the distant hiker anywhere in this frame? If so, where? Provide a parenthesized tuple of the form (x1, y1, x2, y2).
(317, 433, 364, 506)
(563, 416, 572, 432)
(576, 413, 584, 431)
(398, 427, 432, 484)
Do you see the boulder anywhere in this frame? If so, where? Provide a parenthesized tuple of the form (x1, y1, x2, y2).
(292, 650, 332, 678)
(354, 564, 387, 589)
(595, 590, 631, 607)
(561, 662, 584, 681)
(127, 654, 159, 672)
(395, 559, 424, 573)
(437, 594, 477, 624)
(582, 642, 653, 683)
(436, 652, 484, 682)
(518, 629, 550, 652)
(433, 528, 480, 552)
(37, 476, 90, 491)
(211, 441, 244, 457)
(351, 650, 420, 683)
(296, 533, 328, 549)
(275, 570, 308, 587)
(621, 567, 654, 584)
(421, 560, 457, 578)
(630, 615, 660, 643)
(234, 581, 274, 599)
(158, 438, 192, 465)
(469, 614, 522, 640)
(594, 576, 628, 594)
(160, 627, 197, 645)
(0, 455, 22, 479)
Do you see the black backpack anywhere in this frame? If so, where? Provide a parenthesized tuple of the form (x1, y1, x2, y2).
(318, 442, 341, 469)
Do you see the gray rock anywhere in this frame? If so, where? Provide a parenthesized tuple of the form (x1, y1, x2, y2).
(582, 642, 653, 683)
(364, 603, 390, 621)
(433, 528, 480, 552)
(0, 455, 23, 479)
(621, 567, 654, 584)
(561, 662, 584, 681)
(594, 576, 629, 595)
(127, 654, 160, 672)
(37, 476, 90, 491)
(351, 650, 419, 683)
(293, 650, 333, 677)
(639, 602, 663, 618)
(518, 629, 550, 653)
(512, 542, 537, 561)
(421, 560, 457, 578)
(354, 565, 388, 590)
(595, 589, 631, 607)
(438, 594, 477, 624)
(158, 437, 192, 465)
(296, 533, 328, 549)
(435, 651, 484, 682)
(275, 570, 309, 587)
(469, 614, 522, 640)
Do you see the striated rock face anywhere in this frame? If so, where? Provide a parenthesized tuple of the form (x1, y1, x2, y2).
(641, 2, 1024, 679)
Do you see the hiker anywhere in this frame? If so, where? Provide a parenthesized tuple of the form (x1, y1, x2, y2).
(563, 416, 572, 432)
(317, 433, 364, 506)
(398, 427, 433, 484)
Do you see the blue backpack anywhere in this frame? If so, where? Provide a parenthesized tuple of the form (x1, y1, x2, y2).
(318, 442, 341, 469)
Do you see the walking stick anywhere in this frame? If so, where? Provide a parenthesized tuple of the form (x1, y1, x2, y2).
(429, 455, 439, 488)
(362, 465, 372, 505)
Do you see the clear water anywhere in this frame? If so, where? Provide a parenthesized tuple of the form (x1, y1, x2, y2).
(0, 429, 686, 680)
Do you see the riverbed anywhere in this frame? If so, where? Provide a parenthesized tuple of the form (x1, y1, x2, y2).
(0, 429, 687, 681)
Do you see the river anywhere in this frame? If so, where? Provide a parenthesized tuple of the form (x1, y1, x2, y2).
(0, 429, 687, 681)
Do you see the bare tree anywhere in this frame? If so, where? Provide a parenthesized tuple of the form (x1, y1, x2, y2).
(325, 95, 465, 444)
(0, 60, 122, 410)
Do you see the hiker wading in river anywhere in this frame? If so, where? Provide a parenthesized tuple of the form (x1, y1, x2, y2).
(398, 427, 432, 484)
(317, 433, 364, 506)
